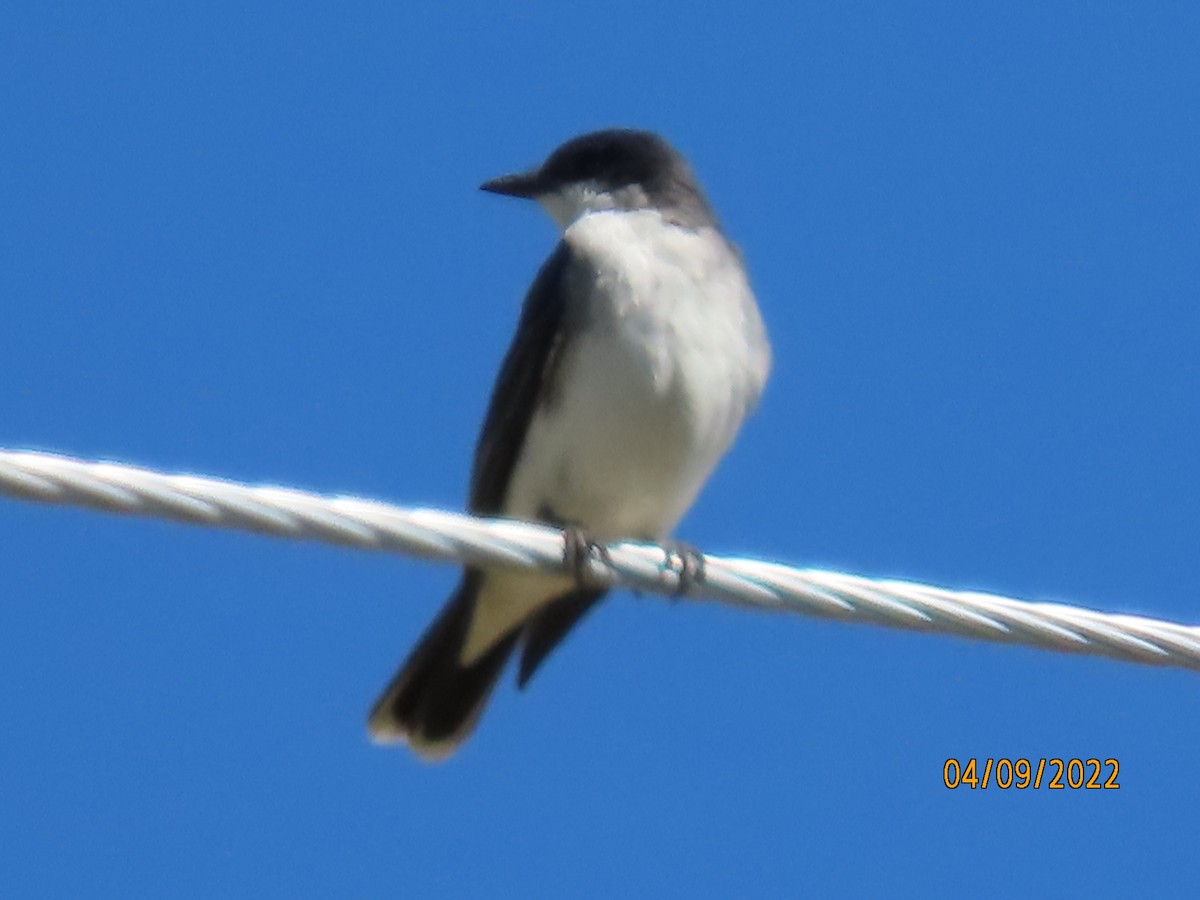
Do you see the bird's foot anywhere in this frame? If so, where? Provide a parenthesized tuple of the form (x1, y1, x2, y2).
(661, 540, 706, 597)
(562, 525, 613, 589)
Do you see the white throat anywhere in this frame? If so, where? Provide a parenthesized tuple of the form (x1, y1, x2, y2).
(537, 182, 651, 230)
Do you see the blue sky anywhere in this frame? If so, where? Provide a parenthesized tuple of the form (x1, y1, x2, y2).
(2, 2, 1198, 897)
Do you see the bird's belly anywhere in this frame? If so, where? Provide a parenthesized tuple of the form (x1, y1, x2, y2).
(502, 319, 744, 541)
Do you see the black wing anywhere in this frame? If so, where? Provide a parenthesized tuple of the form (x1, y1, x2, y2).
(468, 241, 580, 515)
(467, 240, 606, 686)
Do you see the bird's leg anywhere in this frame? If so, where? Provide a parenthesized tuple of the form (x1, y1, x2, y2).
(540, 505, 613, 588)
(660, 540, 706, 597)
(562, 526, 614, 588)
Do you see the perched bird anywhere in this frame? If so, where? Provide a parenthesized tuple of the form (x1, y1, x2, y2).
(368, 129, 771, 759)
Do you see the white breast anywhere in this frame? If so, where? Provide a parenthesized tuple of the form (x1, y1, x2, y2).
(502, 209, 770, 541)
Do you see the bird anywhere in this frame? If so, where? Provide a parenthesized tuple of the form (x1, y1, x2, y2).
(367, 128, 771, 760)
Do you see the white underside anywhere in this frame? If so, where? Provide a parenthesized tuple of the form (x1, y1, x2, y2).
(462, 207, 770, 663)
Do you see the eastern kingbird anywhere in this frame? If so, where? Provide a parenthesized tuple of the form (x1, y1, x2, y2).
(368, 129, 771, 760)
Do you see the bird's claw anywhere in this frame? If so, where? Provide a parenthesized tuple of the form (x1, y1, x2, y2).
(562, 526, 613, 588)
(661, 540, 706, 597)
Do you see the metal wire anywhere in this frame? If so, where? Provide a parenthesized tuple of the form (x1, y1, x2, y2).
(2, 448, 1198, 672)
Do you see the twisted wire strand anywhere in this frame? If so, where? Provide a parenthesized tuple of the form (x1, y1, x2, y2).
(2, 448, 1197, 672)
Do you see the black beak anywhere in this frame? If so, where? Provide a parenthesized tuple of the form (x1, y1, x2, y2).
(479, 169, 543, 199)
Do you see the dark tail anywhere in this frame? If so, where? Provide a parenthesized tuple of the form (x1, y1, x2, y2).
(367, 570, 518, 761)
(368, 571, 607, 760)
